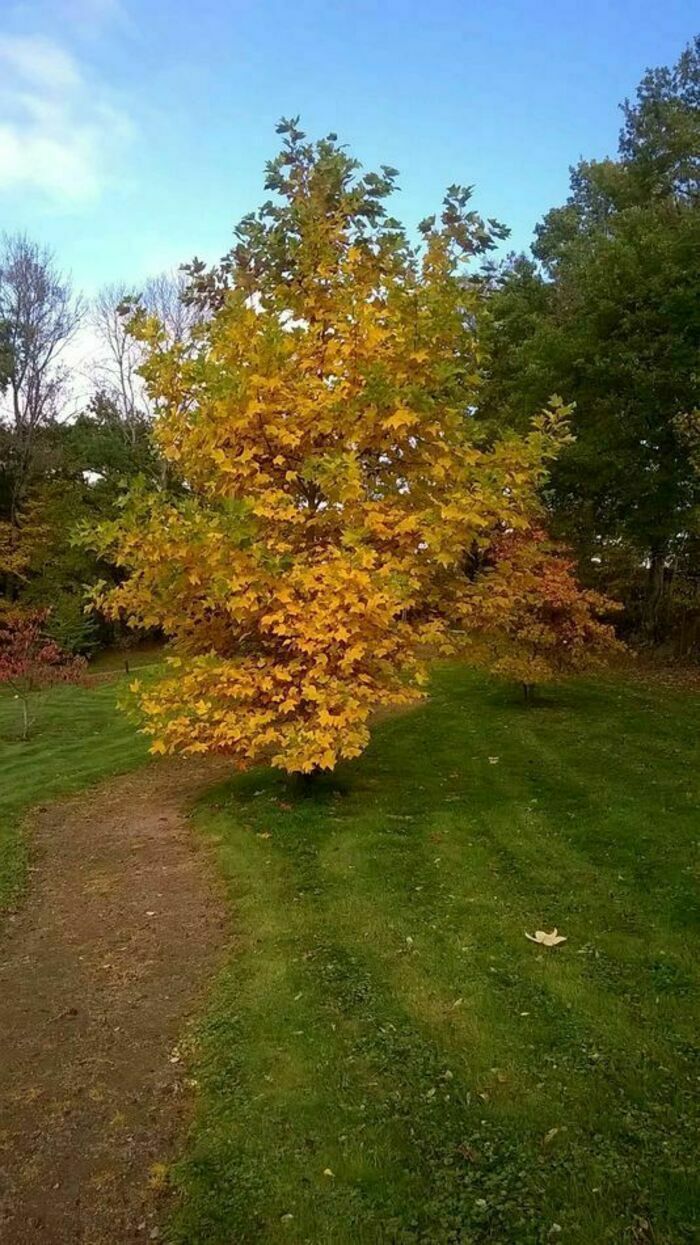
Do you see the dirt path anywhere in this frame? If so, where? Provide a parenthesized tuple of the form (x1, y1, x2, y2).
(0, 757, 232, 1244)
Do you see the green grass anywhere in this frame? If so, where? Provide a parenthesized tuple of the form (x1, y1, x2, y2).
(87, 638, 165, 673)
(0, 678, 149, 912)
(1, 664, 697, 1241)
(170, 666, 700, 1245)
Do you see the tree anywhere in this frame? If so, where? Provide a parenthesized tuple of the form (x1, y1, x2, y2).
(0, 608, 85, 739)
(0, 319, 12, 395)
(89, 120, 575, 774)
(479, 38, 700, 646)
(142, 270, 201, 346)
(465, 530, 623, 701)
(19, 392, 161, 653)
(618, 34, 699, 203)
(92, 284, 145, 436)
(0, 234, 83, 524)
(92, 271, 200, 435)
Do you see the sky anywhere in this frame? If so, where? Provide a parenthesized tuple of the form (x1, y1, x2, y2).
(0, 0, 696, 296)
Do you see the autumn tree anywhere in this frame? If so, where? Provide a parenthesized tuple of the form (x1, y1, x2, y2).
(465, 529, 623, 702)
(89, 120, 578, 774)
(0, 608, 85, 739)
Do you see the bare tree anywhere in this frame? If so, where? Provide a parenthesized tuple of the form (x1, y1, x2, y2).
(0, 233, 84, 520)
(142, 269, 201, 346)
(92, 269, 200, 436)
(92, 281, 145, 436)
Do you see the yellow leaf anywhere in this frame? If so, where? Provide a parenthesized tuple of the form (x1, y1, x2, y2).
(383, 407, 417, 431)
(525, 928, 567, 947)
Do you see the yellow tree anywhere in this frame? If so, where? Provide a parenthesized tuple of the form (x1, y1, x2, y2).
(89, 120, 569, 773)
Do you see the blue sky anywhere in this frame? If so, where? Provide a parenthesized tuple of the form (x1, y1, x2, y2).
(0, 0, 695, 293)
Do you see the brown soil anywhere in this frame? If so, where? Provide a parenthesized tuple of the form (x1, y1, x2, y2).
(0, 757, 232, 1244)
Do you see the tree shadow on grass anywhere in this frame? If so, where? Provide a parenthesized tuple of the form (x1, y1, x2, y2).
(197, 764, 353, 818)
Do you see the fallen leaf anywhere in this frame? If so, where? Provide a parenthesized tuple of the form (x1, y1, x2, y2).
(525, 928, 567, 947)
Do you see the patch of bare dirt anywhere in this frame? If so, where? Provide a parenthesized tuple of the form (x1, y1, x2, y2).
(0, 757, 232, 1244)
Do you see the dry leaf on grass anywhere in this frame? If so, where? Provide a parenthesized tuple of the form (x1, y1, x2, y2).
(525, 928, 567, 947)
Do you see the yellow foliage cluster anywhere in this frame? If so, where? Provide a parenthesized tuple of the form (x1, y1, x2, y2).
(90, 127, 570, 771)
(0, 520, 31, 583)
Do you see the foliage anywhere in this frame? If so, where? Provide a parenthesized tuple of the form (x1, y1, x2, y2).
(0, 518, 33, 585)
(0, 608, 85, 738)
(90, 121, 576, 773)
(479, 37, 700, 646)
(43, 592, 100, 657)
(14, 394, 162, 651)
(464, 529, 623, 695)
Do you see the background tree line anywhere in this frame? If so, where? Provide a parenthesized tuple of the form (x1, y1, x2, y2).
(0, 35, 698, 660)
(479, 35, 700, 654)
(0, 252, 196, 654)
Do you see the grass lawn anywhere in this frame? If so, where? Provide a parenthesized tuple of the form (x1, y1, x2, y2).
(170, 665, 700, 1245)
(0, 677, 149, 912)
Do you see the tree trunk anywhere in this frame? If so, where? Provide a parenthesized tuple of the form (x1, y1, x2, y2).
(292, 768, 322, 796)
(643, 545, 667, 643)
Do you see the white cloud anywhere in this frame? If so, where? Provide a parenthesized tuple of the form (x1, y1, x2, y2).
(0, 32, 133, 205)
(0, 33, 80, 90)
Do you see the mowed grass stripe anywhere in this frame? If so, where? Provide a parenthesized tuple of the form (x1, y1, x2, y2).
(168, 665, 700, 1244)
